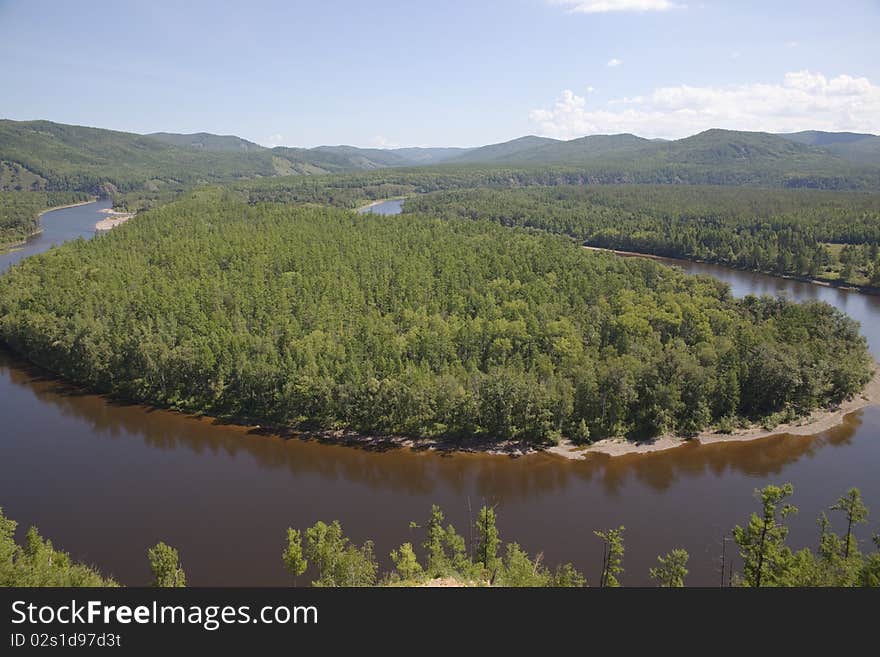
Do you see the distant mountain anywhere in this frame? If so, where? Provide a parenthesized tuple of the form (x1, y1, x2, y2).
(0, 120, 275, 193)
(1, 119, 878, 194)
(148, 132, 265, 152)
(778, 130, 880, 166)
(312, 145, 411, 168)
(388, 147, 471, 165)
(448, 136, 560, 164)
(0, 121, 453, 192)
(510, 133, 655, 164)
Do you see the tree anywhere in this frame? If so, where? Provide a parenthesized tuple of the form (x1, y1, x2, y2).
(148, 542, 186, 587)
(649, 549, 689, 587)
(282, 528, 307, 585)
(830, 488, 869, 559)
(390, 542, 423, 582)
(573, 418, 591, 443)
(423, 505, 449, 577)
(475, 506, 500, 575)
(595, 526, 625, 587)
(733, 483, 796, 587)
(496, 543, 549, 587)
(302, 521, 377, 587)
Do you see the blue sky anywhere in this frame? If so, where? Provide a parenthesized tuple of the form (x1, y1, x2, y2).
(1, 0, 878, 147)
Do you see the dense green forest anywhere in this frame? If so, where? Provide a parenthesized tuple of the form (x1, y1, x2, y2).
(0, 191, 870, 443)
(0, 190, 92, 247)
(4, 484, 878, 586)
(404, 185, 880, 288)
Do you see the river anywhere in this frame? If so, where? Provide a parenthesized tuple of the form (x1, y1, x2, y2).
(1, 199, 878, 586)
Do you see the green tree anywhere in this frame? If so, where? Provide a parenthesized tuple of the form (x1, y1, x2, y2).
(573, 418, 591, 443)
(733, 483, 796, 587)
(595, 526, 625, 587)
(830, 487, 869, 559)
(496, 543, 549, 587)
(302, 521, 377, 587)
(390, 542, 424, 582)
(649, 549, 689, 587)
(475, 506, 500, 575)
(148, 542, 186, 587)
(282, 528, 307, 585)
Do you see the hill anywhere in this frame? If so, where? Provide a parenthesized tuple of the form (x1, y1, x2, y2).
(0, 119, 277, 193)
(147, 132, 265, 152)
(447, 135, 560, 163)
(779, 130, 880, 166)
(2, 119, 879, 195)
(509, 133, 655, 163)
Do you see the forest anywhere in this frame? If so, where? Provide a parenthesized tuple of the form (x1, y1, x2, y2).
(404, 185, 880, 288)
(0, 190, 92, 247)
(0, 190, 871, 444)
(3, 483, 878, 587)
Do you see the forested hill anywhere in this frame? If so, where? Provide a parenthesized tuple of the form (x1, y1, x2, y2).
(3, 119, 880, 195)
(0, 190, 870, 444)
(778, 130, 880, 166)
(442, 130, 880, 190)
(0, 121, 468, 194)
(147, 132, 265, 152)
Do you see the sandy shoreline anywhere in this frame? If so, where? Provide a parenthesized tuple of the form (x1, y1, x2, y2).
(354, 197, 408, 213)
(95, 208, 135, 231)
(277, 363, 880, 460)
(37, 198, 97, 218)
(543, 362, 880, 459)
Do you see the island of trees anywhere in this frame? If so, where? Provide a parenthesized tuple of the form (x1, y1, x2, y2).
(0, 190, 871, 446)
(3, 484, 878, 586)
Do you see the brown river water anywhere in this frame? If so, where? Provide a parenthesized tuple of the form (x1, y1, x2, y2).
(1, 199, 879, 586)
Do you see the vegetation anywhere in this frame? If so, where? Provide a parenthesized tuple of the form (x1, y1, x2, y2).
(283, 504, 585, 587)
(732, 484, 880, 587)
(0, 507, 117, 586)
(7, 483, 878, 587)
(0, 190, 870, 445)
(404, 184, 880, 288)
(0, 190, 92, 247)
(148, 542, 187, 587)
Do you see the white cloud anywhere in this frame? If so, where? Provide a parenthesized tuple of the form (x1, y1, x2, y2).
(370, 135, 400, 149)
(549, 0, 684, 13)
(607, 58, 623, 67)
(786, 40, 799, 48)
(265, 133, 285, 147)
(528, 71, 880, 139)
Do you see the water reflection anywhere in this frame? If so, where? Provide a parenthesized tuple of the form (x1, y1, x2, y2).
(4, 350, 864, 501)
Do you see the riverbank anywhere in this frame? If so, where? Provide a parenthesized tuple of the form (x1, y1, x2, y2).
(583, 245, 880, 296)
(543, 361, 880, 459)
(253, 361, 879, 460)
(1, 198, 97, 252)
(95, 208, 135, 231)
(354, 196, 408, 213)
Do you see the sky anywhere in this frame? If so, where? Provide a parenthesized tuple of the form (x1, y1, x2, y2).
(1, 0, 878, 148)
